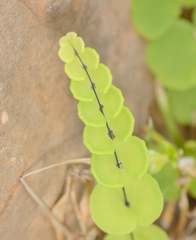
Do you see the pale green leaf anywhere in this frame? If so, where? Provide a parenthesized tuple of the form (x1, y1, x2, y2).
(114, 136, 149, 180)
(104, 234, 131, 240)
(80, 47, 99, 69)
(70, 76, 94, 102)
(132, 0, 180, 40)
(90, 173, 163, 234)
(91, 154, 125, 188)
(90, 184, 137, 235)
(72, 37, 85, 54)
(83, 126, 114, 154)
(180, 0, 196, 7)
(77, 97, 105, 127)
(88, 63, 112, 93)
(65, 56, 86, 81)
(134, 224, 169, 240)
(58, 43, 75, 63)
(148, 150, 169, 174)
(125, 173, 163, 227)
(106, 106, 135, 142)
(168, 86, 196, 126)
(59, 32, 77, 47)
(147, 20, 196, 90)
(104, 224, 169, 240)
(99, 85, 124, 118)
(152, 162, 180, 201)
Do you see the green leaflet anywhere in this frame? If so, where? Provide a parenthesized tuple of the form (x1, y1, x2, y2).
(99, 84, 124, 118)
(104, 224, 169, 240)
(125, 173, 163, 227)
(90, 173, 163, 234)
(147, 20, 196, 91)
(180, 0, 196, 7)
(58, 33, 85, 63)
(83, 126, 114, 154)
(88, 63, 112, 93)
(91, 154, 125, 188)
(91, 135, 149, 187)
(106, 106, 135, 142)
(65, 47, 99, 80)
(58, 43, 75, 63)
(90, 183, 137, 235)
(77, 87, 126, 128)
(69, 63, 112, 101)
(152, 162, 180, 201)
(132, 0, 180, 40)
(114, 136, 149, 180)
(65, 56, 86, 80)
(104, 234, 131, 240)
(78, 97, 105, 127)
(59, 32, 77, 47)
(168, 86, 196, 126)
(70, 76, 94, 102)
(72, 37, 85, 53)
(133, 225, 169, 240)
(80, 47, 100, 69)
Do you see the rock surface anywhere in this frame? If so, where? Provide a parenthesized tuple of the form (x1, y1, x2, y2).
(0, 0, 153, 239)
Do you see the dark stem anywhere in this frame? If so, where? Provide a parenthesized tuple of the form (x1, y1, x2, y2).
(131, 233, 135, 240)
(74, 49, 130, 207)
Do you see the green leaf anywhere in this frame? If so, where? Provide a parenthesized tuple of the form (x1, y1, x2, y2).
(99, 84, 124, 118)
(59, 32, 77, 47)
(180, 0, 196, 7)
(90, 173, 163, 234)
(88, 63, 112, 93)
(90, 184, 137, 235)
(134, 224, 169, 240)
(184, 140, 196, 151)
(147, 20, 196, 91)
(148, 150, 169, 174)
(65, 56, 86, 81)
(132, 0, 180, 40)
(91, 154, 125, 188)
(114, 136, 149, 180)
(77, 97, 105, 127)
(106, 106, 135, 142)
(168, 86, 196, 126)
(72, 37, 85, 54)
(104, 234, 131, 240)
(58, 36, 85, 63)
(65, 47, 99, 80)
(104, 224, 169, 240)
(152, 162, 180, 201)
(58, 43, 75, 63)
(125, 173, 163, 227)
(83, 126, 114, 154)
(184, 140, 196, 160)
(70, 76, 94, 102)
(76, 84, 124, 125)
(80, 47, 99, 69)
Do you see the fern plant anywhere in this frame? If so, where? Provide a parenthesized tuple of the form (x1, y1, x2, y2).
(58, 32, 167, 239)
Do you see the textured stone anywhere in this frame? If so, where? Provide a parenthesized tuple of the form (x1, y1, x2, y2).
(0, 0, 153, 239)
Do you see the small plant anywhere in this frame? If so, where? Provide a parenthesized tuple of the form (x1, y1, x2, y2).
(58, 32, 168, 239)
(132, 0, 196, 127)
